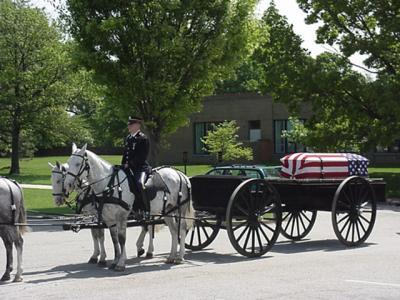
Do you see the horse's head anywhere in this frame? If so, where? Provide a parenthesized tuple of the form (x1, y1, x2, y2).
(49, 161, 68, 206)
(64, 143, 89, 195)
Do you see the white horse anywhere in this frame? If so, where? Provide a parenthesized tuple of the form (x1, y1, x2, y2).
(0, 177, 28, 282)
(63, 144, 193, 270)
(49, 161, 107, 266)
(50, 161, 157, 266)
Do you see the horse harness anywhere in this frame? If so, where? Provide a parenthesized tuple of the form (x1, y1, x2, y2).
(65, 154, 191, 224)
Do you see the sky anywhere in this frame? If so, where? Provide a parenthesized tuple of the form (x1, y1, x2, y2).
(30, 0, 367, 70)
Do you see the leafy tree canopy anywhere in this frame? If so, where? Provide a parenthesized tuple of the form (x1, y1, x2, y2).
(297, 0, 400, 76)
(64, 0, 257, 163)
(254, 2, 400, 152)
(0, 0, 101, 174)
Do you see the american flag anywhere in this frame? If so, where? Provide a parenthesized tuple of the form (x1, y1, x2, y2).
(280, 153, 369, 179)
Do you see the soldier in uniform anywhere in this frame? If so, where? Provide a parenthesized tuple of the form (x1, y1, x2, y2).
(121, 116, 151, 211)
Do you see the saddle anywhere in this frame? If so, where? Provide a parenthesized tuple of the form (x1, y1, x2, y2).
(122, 167, 169, 213)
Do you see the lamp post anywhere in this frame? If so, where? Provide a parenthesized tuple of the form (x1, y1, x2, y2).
(182, 151, 188, 174)
(218, 151, 223, 165)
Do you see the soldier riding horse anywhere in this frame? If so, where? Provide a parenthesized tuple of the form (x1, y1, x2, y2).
(63, 144, 194, 271)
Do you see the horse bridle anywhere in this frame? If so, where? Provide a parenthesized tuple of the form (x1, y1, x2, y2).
(51, 167, 69, 198)
(66, 153, 90, 184)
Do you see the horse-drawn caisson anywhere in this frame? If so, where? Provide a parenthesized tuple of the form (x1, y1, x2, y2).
(56, 149, 386, 260)
(185, 153, 386, 257)
(0, 148, 386, 282)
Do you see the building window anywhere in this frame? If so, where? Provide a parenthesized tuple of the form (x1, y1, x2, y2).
(376, 140, 400, 153)
(249, 120, 261, 142)
(273, 119, 306, 154)
(194, 122, 218, 154)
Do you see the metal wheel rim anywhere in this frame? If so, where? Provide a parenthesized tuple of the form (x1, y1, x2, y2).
(332, 176, 377, 246)
(226, 179, 282, 258)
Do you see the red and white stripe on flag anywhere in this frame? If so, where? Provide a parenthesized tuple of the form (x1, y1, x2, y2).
(280, 153, 369, 179)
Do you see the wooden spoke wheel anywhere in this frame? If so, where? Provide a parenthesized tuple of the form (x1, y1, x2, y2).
(332, 176, 377, 246)
(185, 211, 222, 251)
(281, 210, 317, 241)
(226, 179, 282, 258)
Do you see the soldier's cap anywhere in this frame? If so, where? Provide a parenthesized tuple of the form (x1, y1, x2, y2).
(127, 116, 143, 125)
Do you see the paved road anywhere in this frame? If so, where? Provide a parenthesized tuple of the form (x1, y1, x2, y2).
(1, 205, 399, 300)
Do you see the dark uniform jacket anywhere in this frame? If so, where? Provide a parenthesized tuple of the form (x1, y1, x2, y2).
(121, 131, 150, 172)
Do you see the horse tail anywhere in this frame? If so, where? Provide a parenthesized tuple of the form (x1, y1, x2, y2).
(16, 185, 30, 234)
(184, 182, 194, 230)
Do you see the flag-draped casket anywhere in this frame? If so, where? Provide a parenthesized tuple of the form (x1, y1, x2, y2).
(280, 153, 369, 179)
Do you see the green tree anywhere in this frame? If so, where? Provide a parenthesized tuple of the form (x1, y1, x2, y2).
(254, 2, 400, 152)
(254, 3, 314, 112)
(0, 0, 72, 174)
(64, 0, 257, 163)
(294, 0, 400, 149)
(215, 18, 264, 94)
(201, 120, 253, 162)
(296, 0, 400, 75)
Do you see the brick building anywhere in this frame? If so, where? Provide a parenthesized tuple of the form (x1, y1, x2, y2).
(157, 93, 313, 165)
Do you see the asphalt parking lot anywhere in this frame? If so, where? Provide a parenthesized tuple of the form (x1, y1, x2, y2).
(1, 205, 399, 300)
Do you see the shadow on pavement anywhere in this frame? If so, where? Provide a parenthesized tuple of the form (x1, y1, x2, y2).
(21, 250, 263, 284)
(23, 258, 175, 284)
(184, 250, 271, 264)
(378, 203, 400, 212)
(271, 239, 376, 254)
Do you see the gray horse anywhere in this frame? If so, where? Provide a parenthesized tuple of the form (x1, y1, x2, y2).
(0, 177, 28, 282)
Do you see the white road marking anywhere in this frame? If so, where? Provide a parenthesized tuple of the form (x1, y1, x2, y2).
(346, 280, 400, 288)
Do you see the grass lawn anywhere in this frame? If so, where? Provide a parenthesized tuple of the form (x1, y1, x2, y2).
(0, 155, 123, 184)
(0, 155, 211, 214)
(0, 156, 211, 184)
(1, 155, 399, 214)
(23, 188, 75, 215)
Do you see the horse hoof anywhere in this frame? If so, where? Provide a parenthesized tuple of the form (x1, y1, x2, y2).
(109, 263, 116, 270)
(98, 261, 107, 267)
(88, 257, 98, 264)
(145, 253, 153, 259)
(114, 265, 125, 272)
(0, 274, 10, 281)
(165, 258, 175, 264)
(137, 249, 145, 257)
(174, 258, 184, 264)
(13, 276, 23, 283)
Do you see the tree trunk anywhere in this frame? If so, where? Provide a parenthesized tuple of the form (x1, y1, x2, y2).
(10, 115, 20, 175)
(147, 130, 161, 167)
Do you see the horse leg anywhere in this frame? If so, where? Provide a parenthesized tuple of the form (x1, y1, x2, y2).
(1, 238, 13, 281)
(146, 225, 154, 259)
(97, 228, 107, 267)
(176, 218, 187, 264)
(108, 225, 120, 270)
(88, 228, 100, 264)
(114, 222, 127, 272)
(136, 226, 146, 257)
(13, 235, 23, 282)
(164, 215, 178, 264)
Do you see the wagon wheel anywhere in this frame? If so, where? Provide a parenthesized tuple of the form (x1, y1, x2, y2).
(281, 210, 317, 241)
(332, 176, 377, 246)
(226, 179, 282, 258)
(185, 211, 222, 251)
